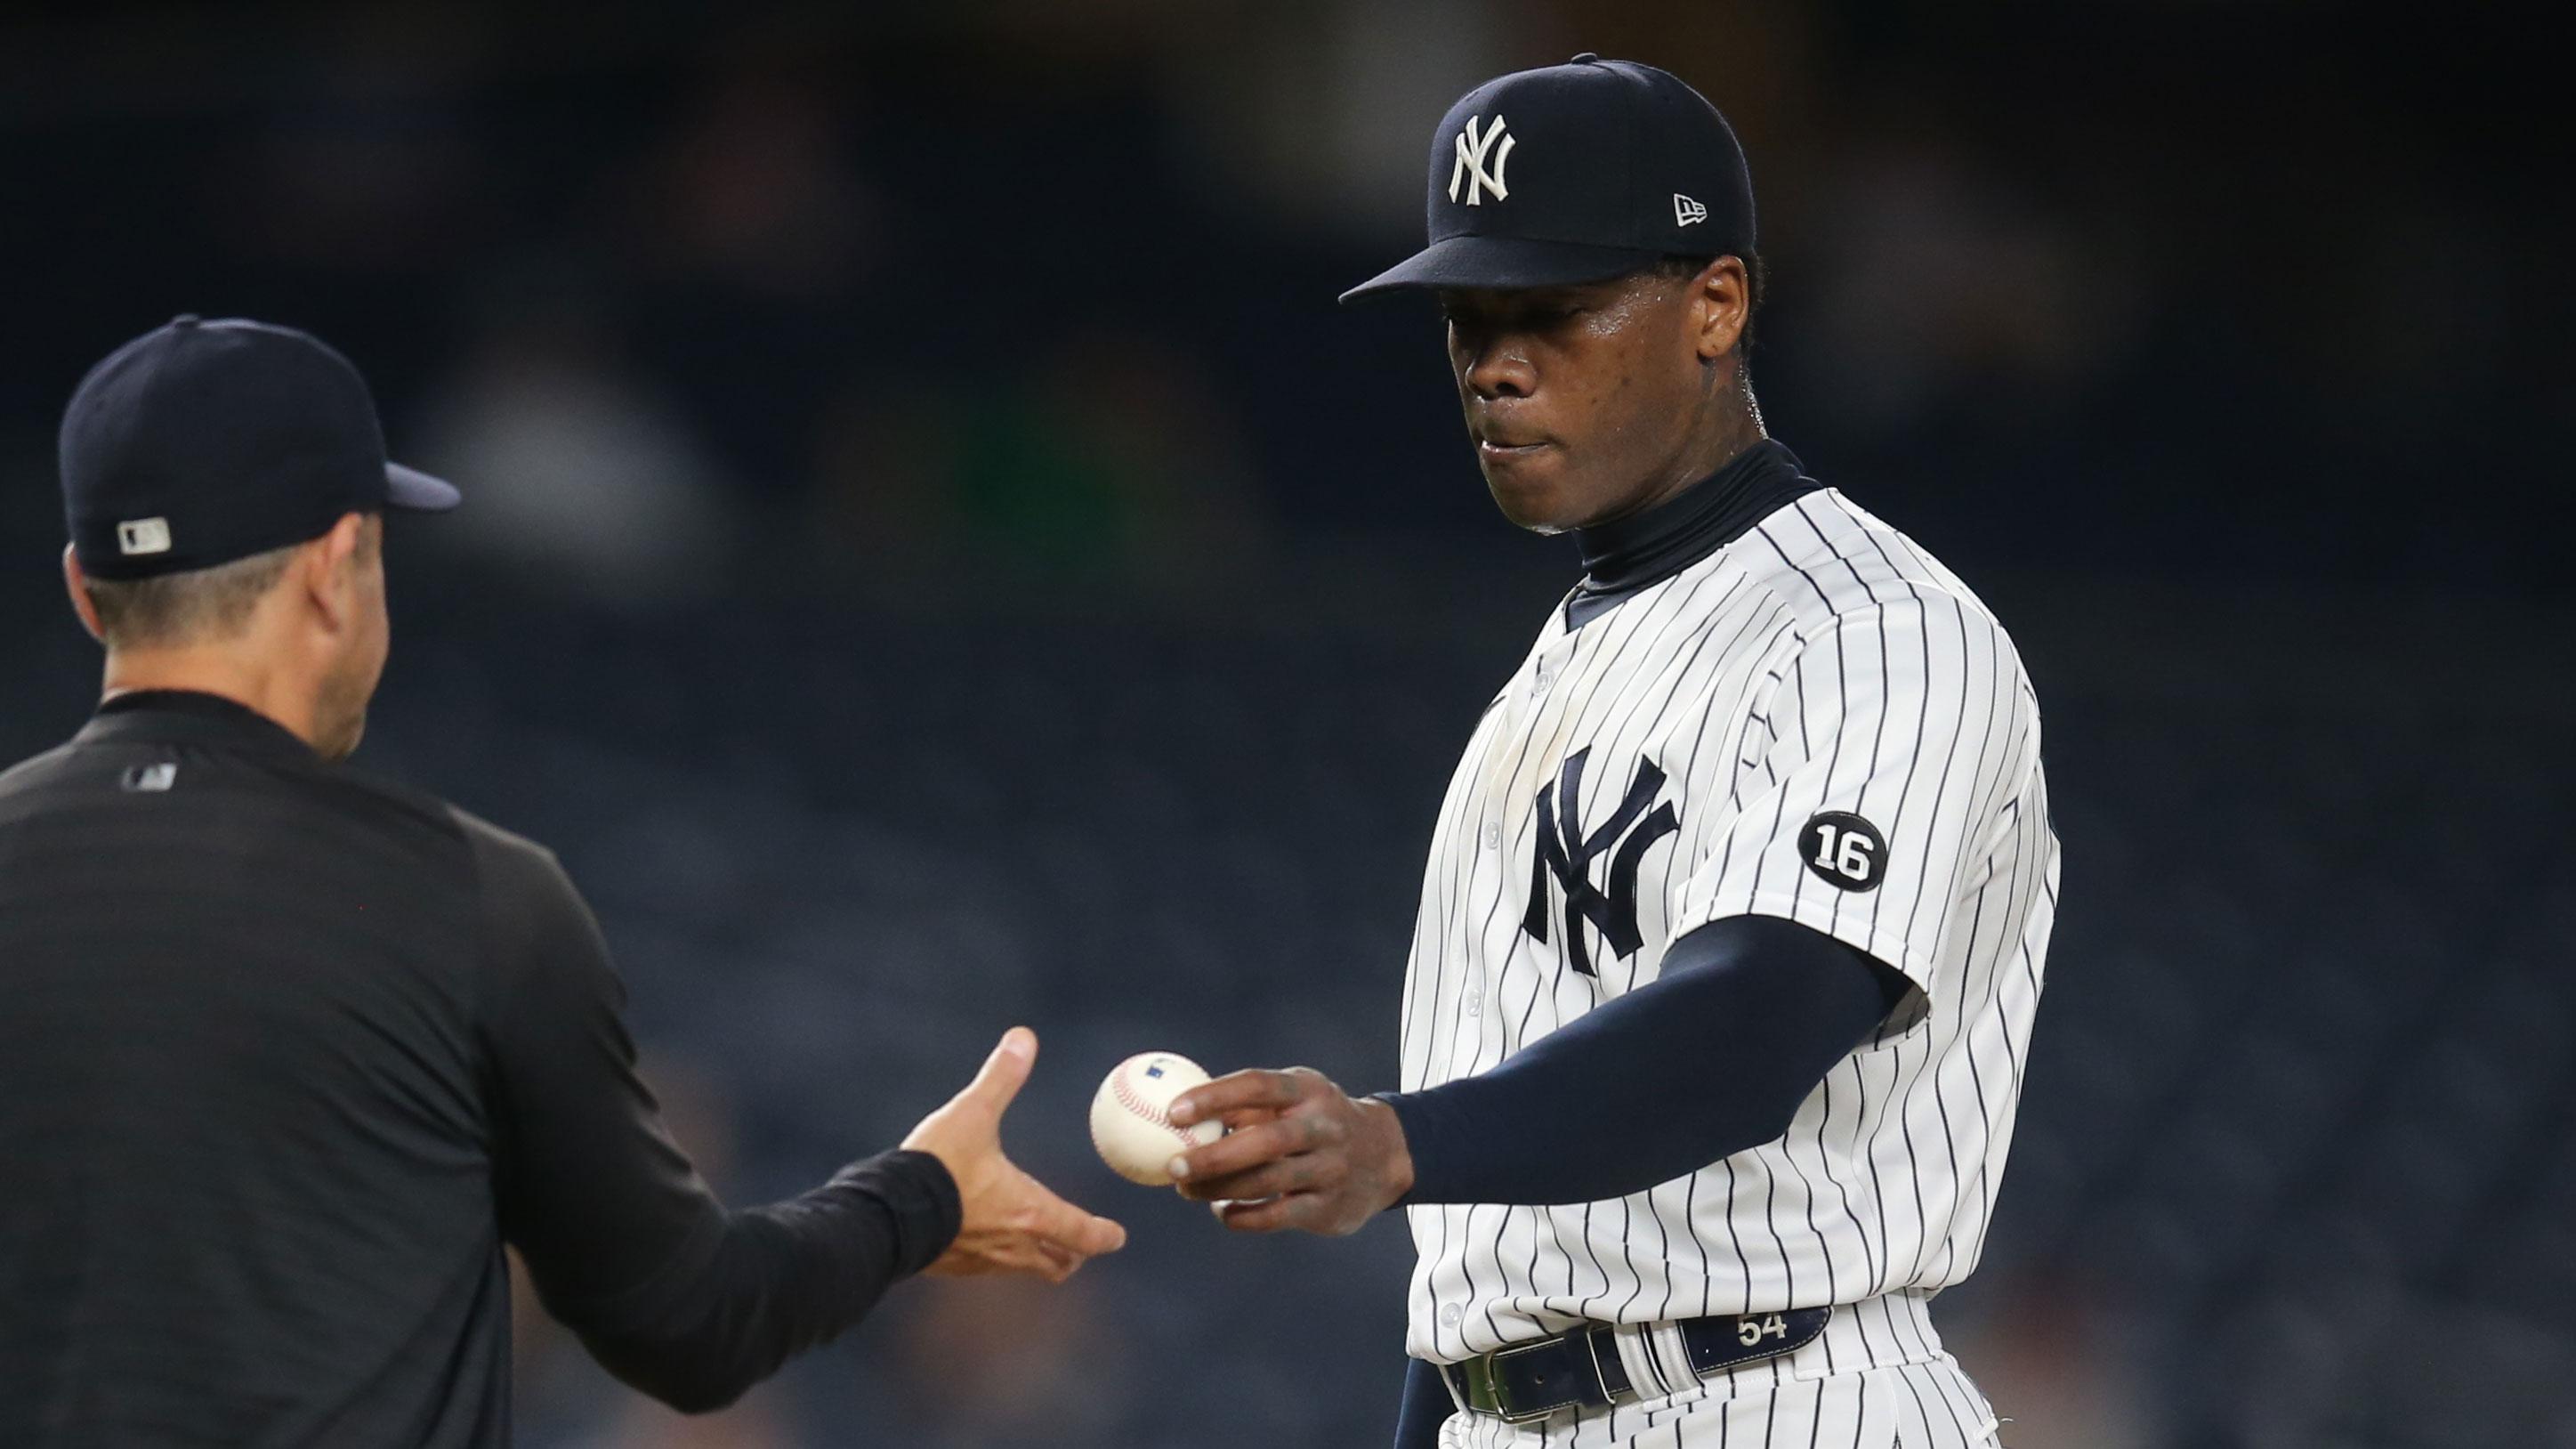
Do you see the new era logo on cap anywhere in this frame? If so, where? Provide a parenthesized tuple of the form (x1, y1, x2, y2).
(1674, 193, 1708, 226)
(117, 518, 172, 556)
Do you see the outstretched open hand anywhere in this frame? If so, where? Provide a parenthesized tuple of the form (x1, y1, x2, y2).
(903, 1028, 1128, 1282)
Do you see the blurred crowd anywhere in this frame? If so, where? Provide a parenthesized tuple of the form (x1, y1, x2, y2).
(1, 4, 2564, 1447)
(2, 2, 2557, 597)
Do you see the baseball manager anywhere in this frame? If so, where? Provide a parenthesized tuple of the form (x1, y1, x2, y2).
(0, 316, 1124, 1446)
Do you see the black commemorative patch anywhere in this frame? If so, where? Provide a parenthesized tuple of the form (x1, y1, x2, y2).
(1798, 811, 1887, 892)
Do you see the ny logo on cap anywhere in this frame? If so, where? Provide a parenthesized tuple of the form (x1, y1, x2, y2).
(117, 518, 173, 556)
(1674, 193, 1708, 227)
(1449, 114, 1515, 206)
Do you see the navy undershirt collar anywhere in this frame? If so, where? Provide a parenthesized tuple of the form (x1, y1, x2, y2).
(1564, 439, 1819, 628)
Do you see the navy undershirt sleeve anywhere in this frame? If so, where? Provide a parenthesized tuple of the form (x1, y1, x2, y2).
(1383, 915, 1911, 1207)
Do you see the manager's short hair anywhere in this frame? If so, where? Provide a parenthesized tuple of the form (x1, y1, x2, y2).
(85, 543, 302, 650)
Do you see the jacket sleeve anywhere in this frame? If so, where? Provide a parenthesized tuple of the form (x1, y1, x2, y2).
(468, 821, 959, 1412)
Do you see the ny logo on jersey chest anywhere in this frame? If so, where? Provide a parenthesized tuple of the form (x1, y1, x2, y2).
(1522, 749, 1680, 976)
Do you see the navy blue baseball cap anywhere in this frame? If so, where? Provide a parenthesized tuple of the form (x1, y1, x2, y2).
(60, 315, 460, 580)
(1342, 54, 1756, 302)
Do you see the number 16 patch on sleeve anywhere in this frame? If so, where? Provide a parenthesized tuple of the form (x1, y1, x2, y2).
(1798, 811, 1888, 891)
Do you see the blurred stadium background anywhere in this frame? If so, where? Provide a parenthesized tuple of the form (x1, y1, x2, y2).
(2, 4, 2565, 1447)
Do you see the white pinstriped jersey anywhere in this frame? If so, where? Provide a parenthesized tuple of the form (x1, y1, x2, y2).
(1398, 487, 2057, 1365)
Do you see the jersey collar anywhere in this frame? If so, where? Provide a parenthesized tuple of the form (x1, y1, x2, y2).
(77, 689, 318, 759)
(1565, 440, 1819, 629)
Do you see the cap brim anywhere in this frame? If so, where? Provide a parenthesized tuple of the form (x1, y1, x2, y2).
(385, 462, 462, 513)
(1339, 233, 1660, 304)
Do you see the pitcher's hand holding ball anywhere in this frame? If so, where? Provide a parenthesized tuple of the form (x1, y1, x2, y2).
(1164, 1068, 1415, 1235)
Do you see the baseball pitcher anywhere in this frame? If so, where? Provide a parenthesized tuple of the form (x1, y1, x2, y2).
(1163, 56, 2058, 1448)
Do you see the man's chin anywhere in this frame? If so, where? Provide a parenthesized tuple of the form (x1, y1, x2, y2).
(1482, 465, 1582, 536)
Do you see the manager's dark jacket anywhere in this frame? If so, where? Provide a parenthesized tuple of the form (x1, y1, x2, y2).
(0, 690, 960, 1446)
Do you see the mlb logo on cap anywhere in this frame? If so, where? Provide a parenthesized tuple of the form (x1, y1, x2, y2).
(116, 518, 173, 556)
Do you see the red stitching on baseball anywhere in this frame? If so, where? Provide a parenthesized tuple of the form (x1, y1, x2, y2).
(1110, 1058, 1199, 1148)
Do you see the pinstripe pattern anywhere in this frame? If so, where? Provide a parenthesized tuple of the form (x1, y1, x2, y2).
(1399, 489, 2056, 1430)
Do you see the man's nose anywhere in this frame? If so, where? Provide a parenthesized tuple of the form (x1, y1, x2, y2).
(1459, 334, 1536, 400)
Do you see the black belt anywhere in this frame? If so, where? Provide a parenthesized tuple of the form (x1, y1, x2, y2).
(1440, 1307, 1833, 1424)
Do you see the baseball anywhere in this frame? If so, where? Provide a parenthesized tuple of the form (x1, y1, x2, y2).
(1091, 1051, 1221, 1186)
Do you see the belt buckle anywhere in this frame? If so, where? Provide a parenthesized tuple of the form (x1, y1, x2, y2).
(1485, 1337, 1587, 1425)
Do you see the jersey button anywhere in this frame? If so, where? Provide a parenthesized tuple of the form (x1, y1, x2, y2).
(1481, 823, 1502, 850)
(1463, 987, 1483, 1017)
(1439, 1303, 1465, 1328)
